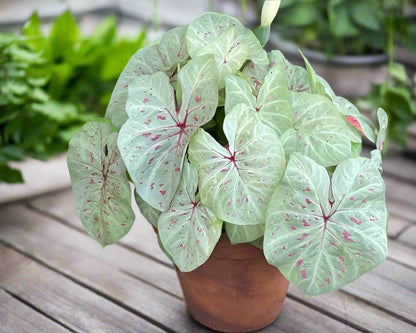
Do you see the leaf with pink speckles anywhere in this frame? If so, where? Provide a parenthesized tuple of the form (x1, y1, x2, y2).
(264, 152, 387, 296)
(188, 104, 286, 225)
(268, 51, 310, 94)
(106, 27, 189, 129)
(280, 93, 352, 167)
(225, 64, 292, 136)
(300, 52, 377, 143)
(67, 120, 135, 247)
(118, 54, 218, 211)
(186, 13, 268, 88)
(158, 162, 222, 272)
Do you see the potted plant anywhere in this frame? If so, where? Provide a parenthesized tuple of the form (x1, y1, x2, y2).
(67, 2, 389, 332)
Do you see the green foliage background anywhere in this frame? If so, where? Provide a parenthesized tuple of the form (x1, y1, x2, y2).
(0, 11, 146, 183)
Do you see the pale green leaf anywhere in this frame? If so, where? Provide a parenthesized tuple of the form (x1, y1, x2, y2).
(265, 153, 387, 296)
(186, 12, 268, 88)
(106, 27, 189, 129)
(188, 104, 286, 225)
(288, 92, 352, 167)
(67, 120, 135, 246)
(118, 55, 218, 211)
(225, 68, 293, 136)
(268, 51, 310, 93)
(158, 162, 222, 272)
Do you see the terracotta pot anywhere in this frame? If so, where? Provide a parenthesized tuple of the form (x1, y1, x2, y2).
(175, 234, 289, 332)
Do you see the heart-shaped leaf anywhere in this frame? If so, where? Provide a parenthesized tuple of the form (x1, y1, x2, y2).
(300, 52, 376, 143)
(188, 104, 286, 225)
(281, 92, 352, 167)
(186, 12, 268, 88)
(225, 65, 293, 136)
(118, 54, 218, 211)
(67, 120, 135, 246)
(268, 51, 310, 93)
(158, 162, 222, 272)
(106, 27, 189, 129)
(264, 152, 387, 296)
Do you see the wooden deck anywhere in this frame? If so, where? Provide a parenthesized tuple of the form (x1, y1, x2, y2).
(1, 147, 416, 333)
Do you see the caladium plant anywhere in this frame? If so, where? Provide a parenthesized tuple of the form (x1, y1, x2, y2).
(67, 8, 389, 296)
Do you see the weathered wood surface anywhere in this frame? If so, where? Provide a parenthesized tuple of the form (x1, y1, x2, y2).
(1, 151, 416, 333)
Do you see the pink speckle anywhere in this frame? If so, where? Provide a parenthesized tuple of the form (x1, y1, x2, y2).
(195, 96, 201, 103)
(175, 167, 180, 172)
(362, 199, 367, 204)
(330, 241, 337, 247)
(296, 259, 304, 267)
(325, 278, 331, 284)
(154, 145, 162, 150)
(342, 230, 354, 242)
(89, 179, 95, 184)
(160, 190, 166, 195)
(301, 219, 310, 227)
(290, 225, 297, 231)
(349, 197, 354, 201)
(151, 134, 161, 141)
(297, 233, 308, 241)
(288, 252, 296, 257)
(157, 115, 166, 120)
(350, 217, 362, 225)
(142, 98, 149, 103)
(303, 187, 311, 192)
(150, 183, 155, 190)
(340, 267, 345, 272)
(346, 115, 363, 134)
(338, 256, 345, 264)
(123, 83, 129, 88)
(305, 198, 312, 204)
(301, 269, 307, 279)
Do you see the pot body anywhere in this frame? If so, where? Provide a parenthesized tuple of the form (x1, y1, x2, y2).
(175, 234, 289, 332)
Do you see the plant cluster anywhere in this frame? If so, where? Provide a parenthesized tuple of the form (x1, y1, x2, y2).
(0, 11, 146, 183)
(273, 0, 415, 57)
(67, 12, 389, 296)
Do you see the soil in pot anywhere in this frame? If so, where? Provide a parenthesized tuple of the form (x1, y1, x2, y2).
(175, 234, 289, 333)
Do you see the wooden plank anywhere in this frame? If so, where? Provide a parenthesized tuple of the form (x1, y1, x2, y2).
(388, 239, 416, 269)
(385, 176, 416, 208)
(288, 287, 416, 333)
(382, 151, 416, 183)
(342, 267, 416, 325)
(29, 189, 171, 265)
(0, 203, 362, 333)
(0, 289, 70, 333)
(0, 245, 165, 333)
(272, 298, 359, 333)
(387, 214, 411, 238)
(398, 225, 416, 248)
(371, 259, 416, 293)
(28, 191, 416, 324)
(387, 197, 416, 224)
